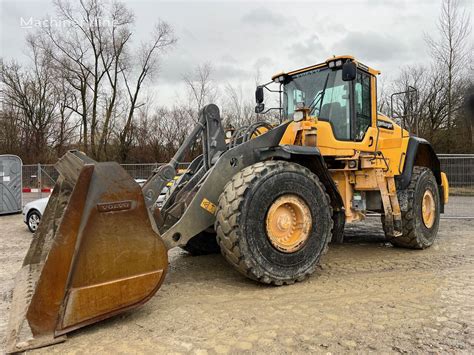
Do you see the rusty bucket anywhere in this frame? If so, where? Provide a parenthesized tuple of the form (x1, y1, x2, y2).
(6, 151, 168, 353)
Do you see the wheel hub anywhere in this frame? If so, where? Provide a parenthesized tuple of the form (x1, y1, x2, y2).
(421, 189, 435, 228)
(265, 195, 312, 253)
(29, 215, 40, 231)
(277, 214, 292, 230)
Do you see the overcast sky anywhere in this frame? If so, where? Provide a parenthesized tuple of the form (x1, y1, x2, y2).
(1, 0, 472, 107)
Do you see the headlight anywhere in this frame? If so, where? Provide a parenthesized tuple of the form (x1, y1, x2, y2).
(273, 74, 288, 83)
(328, 59, 344, 69)
(293, 110, 305, 122)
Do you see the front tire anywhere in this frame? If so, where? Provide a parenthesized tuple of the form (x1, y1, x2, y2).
(383, 166, 440, 249)
(27, 210, 41, 233)
(215, 161, 333, 285)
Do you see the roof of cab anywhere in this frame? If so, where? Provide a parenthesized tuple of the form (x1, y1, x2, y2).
(271, 55, 381, 80)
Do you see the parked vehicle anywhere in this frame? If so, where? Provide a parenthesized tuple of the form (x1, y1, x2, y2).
(22, 197, 49, 233)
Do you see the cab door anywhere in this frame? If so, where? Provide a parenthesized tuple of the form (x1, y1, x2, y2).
(352, 69, 375, 149)
(316, 68, 377, 155)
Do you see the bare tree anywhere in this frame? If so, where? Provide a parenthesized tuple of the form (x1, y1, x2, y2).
(182, 63, 218, 121)
(117, 21, 177, 162)
(52, 75, 80, 156)
(34, 17, 93, 153)
(97, 1, 134, 159)
(425, 0, 471, 152)
(0, 103, 25, 157)
(222, 82, 256, 128)
(1, 48, 60, 162)
(26, 0, 176, 162)
(47, 0, 127, 157)
(456, 83, 474, 151)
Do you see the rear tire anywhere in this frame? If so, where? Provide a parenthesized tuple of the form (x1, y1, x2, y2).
(181, 231, 220, 255)
(215, 161, 333, 285)
(382, 166, 440, 249)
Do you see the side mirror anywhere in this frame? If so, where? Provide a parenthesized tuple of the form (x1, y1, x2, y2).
(255, 86, 264, 104)
(255, 103, 265, 113)
(342, 61, 357, 81)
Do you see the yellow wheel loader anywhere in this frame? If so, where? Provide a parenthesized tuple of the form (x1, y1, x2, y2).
(6, 55, 449, 352)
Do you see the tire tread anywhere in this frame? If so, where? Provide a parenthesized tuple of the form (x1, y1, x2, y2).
(215, 161, 333, 285)
(382, 166, 438, 249)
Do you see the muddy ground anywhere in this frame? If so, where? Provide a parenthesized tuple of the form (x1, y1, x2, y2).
(0, 213, 473, 354)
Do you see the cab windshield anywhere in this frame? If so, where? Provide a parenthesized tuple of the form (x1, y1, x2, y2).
(283, 68, 351, 140)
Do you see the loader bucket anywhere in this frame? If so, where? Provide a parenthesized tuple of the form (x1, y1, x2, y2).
(6, 151, 168, 353)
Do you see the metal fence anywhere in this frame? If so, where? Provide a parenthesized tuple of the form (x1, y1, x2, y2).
(437, 155, 474, 219)
(438, 154, 474, 189)
(21, 155, 474, 218)
(21, 163, 190, 202)
(22, 164, 58, 191)
(120, 163, 161, 181)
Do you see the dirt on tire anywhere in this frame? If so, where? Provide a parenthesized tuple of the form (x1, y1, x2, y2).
(382, 166, 441, 249)
(215, 161, 332, 285)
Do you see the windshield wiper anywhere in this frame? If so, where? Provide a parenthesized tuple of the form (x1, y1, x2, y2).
(308, 72, 330, 116)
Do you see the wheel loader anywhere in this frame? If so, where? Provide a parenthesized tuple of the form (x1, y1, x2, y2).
(6, 55, 449, 353)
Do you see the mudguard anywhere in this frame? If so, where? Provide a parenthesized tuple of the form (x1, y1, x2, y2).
(396, 137, 441, 189)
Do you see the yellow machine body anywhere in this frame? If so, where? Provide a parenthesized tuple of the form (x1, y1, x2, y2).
(277, 55, 448, 223)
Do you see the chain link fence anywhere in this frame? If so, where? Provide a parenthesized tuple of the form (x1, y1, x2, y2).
(21, 155, 474, 217)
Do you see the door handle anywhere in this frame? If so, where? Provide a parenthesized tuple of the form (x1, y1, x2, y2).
(368, 136, 374, 147)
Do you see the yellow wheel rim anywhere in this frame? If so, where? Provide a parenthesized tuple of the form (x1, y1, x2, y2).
(422, 189, 436, 228)
(265, 195, 312, 253)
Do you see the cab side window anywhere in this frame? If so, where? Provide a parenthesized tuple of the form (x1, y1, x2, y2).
(354, 71, 372, 141)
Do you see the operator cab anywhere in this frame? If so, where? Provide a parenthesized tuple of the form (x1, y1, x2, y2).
(256, 55, 379, 143)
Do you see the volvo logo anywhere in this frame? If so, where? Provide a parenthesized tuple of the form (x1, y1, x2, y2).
(97, 200, 132, 212)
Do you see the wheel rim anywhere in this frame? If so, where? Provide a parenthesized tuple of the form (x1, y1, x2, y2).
(265, 194, 312, 253)
(421, 190, 436, 228)
(29, 214, 40, 231)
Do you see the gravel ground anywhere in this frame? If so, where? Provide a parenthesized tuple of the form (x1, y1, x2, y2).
(0, 213, 473, 354)
(440, 195, 474, 218)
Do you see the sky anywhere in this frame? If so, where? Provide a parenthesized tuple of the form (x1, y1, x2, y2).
(1, 0, 472, 107)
